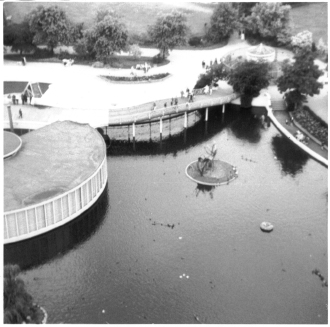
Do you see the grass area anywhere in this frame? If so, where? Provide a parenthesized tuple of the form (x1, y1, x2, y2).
(290, 2, 328, 42)
(4, 2, 216, 36)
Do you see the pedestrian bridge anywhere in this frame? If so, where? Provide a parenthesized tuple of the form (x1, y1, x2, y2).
(108, 92, 240, 126)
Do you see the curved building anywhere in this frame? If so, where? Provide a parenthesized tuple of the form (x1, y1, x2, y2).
(4, 121, 108, 244)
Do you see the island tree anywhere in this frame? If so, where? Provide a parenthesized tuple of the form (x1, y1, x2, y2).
(148, 11, 189, 59)
(228, 60, 271, 107)
(208, 3, 238, 42)
(277, 48, 323, 110)
(28, 5, 71, 55)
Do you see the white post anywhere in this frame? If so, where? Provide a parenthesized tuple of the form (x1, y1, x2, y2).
(184, 111, 187, 129)
(205, 107, 209, 121)
(44, 205, 48, 226)
(222, 104, 226, 113)
(133, 122, 136, 141)
(25, 211, 30, 233)
(60, 197, 64, 220)
(35, 207, 38, 229)
(5, 216, 9, 239)
(160, 118, 163, 137)
(15, 213, 19, 236)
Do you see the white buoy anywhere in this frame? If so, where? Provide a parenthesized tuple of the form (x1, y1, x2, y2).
(179, 237, 182, 240)
(186, 276, 190, 279)
(102, 310, 105, 313)
(260, 222, 274, 232)
(183, 274, 185, 276)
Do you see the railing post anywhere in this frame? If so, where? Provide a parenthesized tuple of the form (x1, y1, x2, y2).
(159, 117, 163, 142)
(7, 106, 14, 133)
(222, 104, 226, 114)
(184, 111, 187, 129)
(205, 107, 209, 121)
(25, 211, 30, 233)
(132, 122, 136, 151)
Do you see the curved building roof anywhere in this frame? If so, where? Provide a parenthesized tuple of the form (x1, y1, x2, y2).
(4, 121, 105, 212)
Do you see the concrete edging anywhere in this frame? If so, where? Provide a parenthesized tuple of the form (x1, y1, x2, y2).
(265, 94, 328, 166)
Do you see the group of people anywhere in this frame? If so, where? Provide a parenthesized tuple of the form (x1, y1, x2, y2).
(62, 59, 75, 67)
(132, 62, 151, 75)
(153, 97, 179, 111)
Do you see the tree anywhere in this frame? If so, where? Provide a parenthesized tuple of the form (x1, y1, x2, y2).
(4, 265, 35, 323)
(4, 20, 36, 55)
(148, 11, 189, 59)
(28, 5, 71, 55)
(208, 3, 238, 42)
(228, 60, 271, 107)
(277, 48, 323, 109)
(89, 10, 128, 62)
(244, 2, 292, 45)
(291, 30, 313, 52)
(129, 44, 142, 59)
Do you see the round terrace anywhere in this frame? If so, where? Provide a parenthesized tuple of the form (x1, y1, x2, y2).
(4, 121, 108, 244)
(4, 131, 22, 158)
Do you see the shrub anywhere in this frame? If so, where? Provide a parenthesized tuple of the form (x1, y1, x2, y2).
(189, 36, 202, 47)
(152, 53, 164, 64)
(129, 44, 142, 59)
(33, 47, 53, 59)
(103, 73, 169, 82)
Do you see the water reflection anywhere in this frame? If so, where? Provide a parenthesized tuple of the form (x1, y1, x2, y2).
(108, 105, 240, 156)
(229, 108, 263, 143)
(271, 134, 309, 176)
(195, 184, 215, 199)
(4, 186, 109, 271)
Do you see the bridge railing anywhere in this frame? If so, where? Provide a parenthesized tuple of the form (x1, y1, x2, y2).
(108, 93, 239, 125)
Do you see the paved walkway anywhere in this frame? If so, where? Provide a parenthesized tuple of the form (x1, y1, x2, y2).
(3, 35, 328, 128)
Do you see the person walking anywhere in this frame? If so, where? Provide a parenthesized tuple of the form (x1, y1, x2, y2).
(19, 108, 23, 119)
(153, 102, 156, 111)
(181, 90, 184, 98)
(174, 97, 178, 105)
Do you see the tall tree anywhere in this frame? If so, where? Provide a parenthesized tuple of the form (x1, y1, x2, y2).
(4, 20, 36, 55)
(228, 60, 271, 107)
(28, 5, 70, 55)
(90, 10, 128, 62)
(244, 2, 292, 45)
(208, 3, 238, 42)
(291, 30, 313, 52)
(277, 48, 323, 109)
(148, 11, 189, 59)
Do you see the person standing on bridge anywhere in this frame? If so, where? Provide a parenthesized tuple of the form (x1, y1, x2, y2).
(153, 102, 156, 111)
(19, 108, 23, 119)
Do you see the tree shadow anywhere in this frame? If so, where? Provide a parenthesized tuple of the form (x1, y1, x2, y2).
(229, 108, 263, 143)
(271, 134, 309, 176)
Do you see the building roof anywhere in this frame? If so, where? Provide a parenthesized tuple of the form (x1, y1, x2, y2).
(4, 121, 105, 212)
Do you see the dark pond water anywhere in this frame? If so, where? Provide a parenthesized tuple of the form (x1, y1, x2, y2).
(5, 106, 328, 324)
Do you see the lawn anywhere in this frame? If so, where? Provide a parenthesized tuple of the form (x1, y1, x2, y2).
(290, 2, 328, 42)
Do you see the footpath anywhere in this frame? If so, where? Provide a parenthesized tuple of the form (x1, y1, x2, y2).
(3, 35, 328, 162)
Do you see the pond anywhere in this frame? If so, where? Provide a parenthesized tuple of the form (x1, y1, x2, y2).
(5, 106, 328, 324)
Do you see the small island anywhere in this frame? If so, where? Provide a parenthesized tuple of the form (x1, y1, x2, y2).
(185, 142, 238, 186)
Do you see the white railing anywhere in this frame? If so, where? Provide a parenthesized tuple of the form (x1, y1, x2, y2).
(4, 154, 108, 244)
(108, 93, 239, 125)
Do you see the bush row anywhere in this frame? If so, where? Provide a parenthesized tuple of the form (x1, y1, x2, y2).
(292, 105, 328, 144)
(102, 73, 169, 82)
